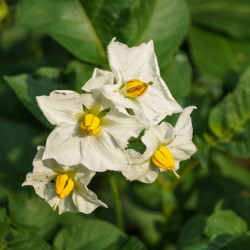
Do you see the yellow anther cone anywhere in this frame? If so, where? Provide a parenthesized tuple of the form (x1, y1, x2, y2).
(152, 146, 175, 171)
(80, 114, 101, 136)
(126, 79, 152, 97)
(56, 174, 74, 199)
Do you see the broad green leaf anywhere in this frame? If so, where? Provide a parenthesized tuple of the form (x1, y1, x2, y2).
(187, 0, 250, 38)
(0, 121, 45, 174)
(0, 80, 37, 124)
(66, 61, 93, 92)
(16, 0, 189, 68)
(212, 151, 250, 189)
(135, 0, 189, 67)
(182, 242, 209, 250)
(219, 235, 250, 250)
(204, 210, 248, 237)
(8, 232, 50, 250)
(7, 188, 59, 239)
(16, 0, 106, 65)
(4, 68, 64, 128)
(53, 214, 146, 250)
(0, 222, 10, 246)
(161, 51, 192, 103)
(82, 0, 189, 68)
(177, 216, 207, 249)
(189, 26, 250, 85)
(4, 63, 93, 128)
(209, 67, 250, 141)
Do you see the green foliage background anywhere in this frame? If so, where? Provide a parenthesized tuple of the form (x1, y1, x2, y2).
(1, 0, 250, 249)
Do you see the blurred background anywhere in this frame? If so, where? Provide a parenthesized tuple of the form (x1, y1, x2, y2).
(0, 0, 250, 249)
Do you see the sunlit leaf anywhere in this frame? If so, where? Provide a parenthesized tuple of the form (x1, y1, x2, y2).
(187, 0, 250, 38)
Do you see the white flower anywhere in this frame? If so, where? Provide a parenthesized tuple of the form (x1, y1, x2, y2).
(82, 38, 182, 126)
(37, 72, 144, 172)
(122, 107, 197, 183)
(22, 147, 107, 214)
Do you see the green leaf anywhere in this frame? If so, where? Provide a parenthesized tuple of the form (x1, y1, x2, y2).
(66, 61, 94, 92)
(213, 151, 250, 189)
(0, 222, 10, 246)
(53, 214, 146, 250)
(6, 189, 59, 239)
(4, 62, 94, 128)
(16, 0, 106, 65)
(218, 235, 250, 250)
(0, 121, 45, 175)
(8, 232, 50, 250)
(188, 26, 250, 85)
(4, 68, 64, 128)
(187, 0, 250, 38)
(209, 67, 250, 141)
(204, 210, 248, 237)
(161, 51, 192, 103)
(82, 0, 189, 68)
(177, 216, 207, 249)
(16, 0, 189, 68)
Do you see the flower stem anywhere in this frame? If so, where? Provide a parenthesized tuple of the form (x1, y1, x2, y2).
(109, 173, 124, 230)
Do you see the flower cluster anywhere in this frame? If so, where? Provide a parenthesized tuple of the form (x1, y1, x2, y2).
(23, 38, 196, 214)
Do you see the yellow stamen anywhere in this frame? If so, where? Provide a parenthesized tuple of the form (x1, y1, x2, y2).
(56, 174, 74, 199)
(152, 146, 180, 179)
(80, 113, 101, 136)
(126, 79, 152, 97)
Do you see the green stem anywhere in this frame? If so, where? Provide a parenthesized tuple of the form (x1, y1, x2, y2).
(109, 174, 124, 230)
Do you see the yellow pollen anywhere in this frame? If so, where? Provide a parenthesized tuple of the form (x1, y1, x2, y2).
(80, 113, 101, 136)
(126, 79, 152, 97)
(152, 146, 180, 179)
(56, 174, 74, 199)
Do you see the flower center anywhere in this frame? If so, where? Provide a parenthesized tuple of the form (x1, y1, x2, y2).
(56, 174, 74, 199)
(152, 146, 180, 179)
(126, 79, 153, 97)
(80, 113, 101, 136)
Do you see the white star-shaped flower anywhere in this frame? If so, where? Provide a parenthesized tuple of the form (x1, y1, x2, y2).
(37, 72, 144, 172)
(122, 107, 197, 183)
(82, 38, 182, 126)
(23, 147, 107, 214)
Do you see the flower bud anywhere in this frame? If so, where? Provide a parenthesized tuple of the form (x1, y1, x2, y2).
(80, 114, 101, 136)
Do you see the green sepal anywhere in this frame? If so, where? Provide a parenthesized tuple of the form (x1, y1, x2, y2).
(97, 108, 111, 118)
(82, 104, 89, 114)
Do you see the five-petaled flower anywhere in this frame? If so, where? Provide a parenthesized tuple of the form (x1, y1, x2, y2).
(82, 38, 182, 127)
(37, 72, 144, 172)
(122, 107, 197, 183)
(23, 147, 107, 214)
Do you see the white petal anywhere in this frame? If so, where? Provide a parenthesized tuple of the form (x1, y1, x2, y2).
(167, 107, 197, 162)
(142, 122, 174, 151)
(72, 182, 107, 214)
(82, 68, 114, 92)
(102, 107, 144, 149)
(174, 106, 197, 138)
(102, 84, 139, 115)
(138, 84, 183, 124)
(74, 166, 96, 186)
(79, 131, 128, 171)
(37, 90, 85, 126)
(107, 38, 159, 84)
(42, 124, 83, 166)
(57, 194, 78, 214)
(122, 154, 158, 184)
